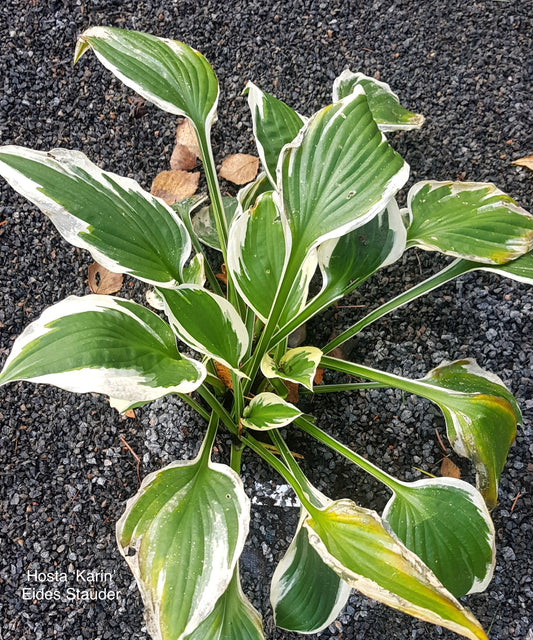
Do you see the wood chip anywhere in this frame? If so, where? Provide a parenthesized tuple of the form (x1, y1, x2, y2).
(219, 153, 259, 185)
(151, 170, 200, 205)
(87, 262, 123, 295)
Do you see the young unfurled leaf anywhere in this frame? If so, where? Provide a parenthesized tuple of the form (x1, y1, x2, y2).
(305, 500, 488, 640)
(160, 285, 249, 377)
(420, 359, 521, 509)
(241, 393, 301, 431)
(261, 347, 322, 391)
(150, 169, 200, 206)
(87, 262, 123, 295)
(0, 295, 206, 412)
(237, 172, 273, 210)
(511, 154, 533, 171)
(219, 154, 260, 185)
(315, 198, 406, 307)
(193, 197, 239, 250)
(383, 478, 495, 598)
(332, 70, 425, 132)
(117, 456, 250, 640)
(75, 27, 219, 136)
(271, 511, 351, 633)
(245, 82, 305, 186)
(0, 146, 192, 289)
(181, 253, 206, 286)
(279, 88, 409, 260)
(184, 570, 265, 640)
(406, 181, 533, 264)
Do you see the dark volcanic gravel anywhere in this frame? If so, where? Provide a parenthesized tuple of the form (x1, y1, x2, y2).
(1, 2, 532, 639)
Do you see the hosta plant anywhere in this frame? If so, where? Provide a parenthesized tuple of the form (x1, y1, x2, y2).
(1, 26, 532, 640)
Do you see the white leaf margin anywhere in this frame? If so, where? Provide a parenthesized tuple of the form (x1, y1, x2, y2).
(241, 392, 302, 430)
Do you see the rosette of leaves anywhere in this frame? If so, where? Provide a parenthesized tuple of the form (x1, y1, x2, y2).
(1, 25, 533, 640)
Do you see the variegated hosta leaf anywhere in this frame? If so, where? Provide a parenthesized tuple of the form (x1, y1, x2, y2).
(383, 478, 495, 598)
(279, 87, 409, 260)
(477, 249, 533, 284)
(159, 285, 249, 377)
(0, 147, 191, 288)
(406, 181, 533, 264)
(117, 457, 250, 640)
(305, 500, 488, 640)
(237, 172, 272, 210)
(241, 392, 301, 431)
(245, 82, 305, 186)
(420, 359, 521, 508)
(184, 570, 264, 640)
(261, 346, 322, 391)
(192, 196, 239, 250)
(0, 295, 205, 412)
(227, 192, 316, 325)
(75, 26, 219, 135)
(182, 253, 206, 286)
(316, 198, 406, 305)
(332, 70, 424, 132)
(271, 510, 351, 634)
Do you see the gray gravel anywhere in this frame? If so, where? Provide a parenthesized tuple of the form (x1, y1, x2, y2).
(1, 2, 532, 639)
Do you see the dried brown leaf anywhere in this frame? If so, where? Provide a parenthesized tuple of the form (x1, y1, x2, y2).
(286, 381, 299, 404)
(176, 118, 201, 159)
(151, 170, 200, 205)
(214, 361, 233, 390)
(441, 456, 461, 479)
(124, 409, 136, 419)
(511, 154, 533, 171)
(87, 262, 123, 295)
(219, 153, 259, 185)
(215, 263, 228, 285)
(314, 367, 324, 385)
(170, 143, 197, 171)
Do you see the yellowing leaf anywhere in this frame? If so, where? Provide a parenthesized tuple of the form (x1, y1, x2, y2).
(87, 262, 123, 294)
(170, 143, 197, 171)
(176, 118, 202, 159)
(511, 154, 533, 171)
(151, 170, 200, 205)
(219, 154, 259, 185)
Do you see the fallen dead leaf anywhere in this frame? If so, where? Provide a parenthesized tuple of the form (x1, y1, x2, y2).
(176, 118, 201, 159)
(214, 361, 233, 389)
(511, 154, 533, 171)
(170, 143, 197, 171)
(219, 153, 259, 185)
(216, 263, 228, 285)
(314, 367, 324, 385)
(88, 262, 123, 295)
(124, 409, 136, 419)
(151, 170, 200, 205)
(441, 456, 461, 479)
(286, 381, 299, 404)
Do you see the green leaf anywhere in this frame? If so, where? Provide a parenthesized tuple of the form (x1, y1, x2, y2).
(192, 196, 239, 250)
(271, 512, 351, 633)
(383, 478, 495, 598)
(332, 70, 425, 132)
(0, 146, 191, 289)
(117, 456, 250, 640)
(420, 359, 521, 508)
(75, 26, 219, 134)
(0, 295, 205, 412)
(406, 181, 533, 264)
(279, 88, 409, 260)
(237, 172, 272, 210)
(241, 392, 301, 431)
(245, 82, 305, 186)
(261, 346, 322, 391)
(316, 198, 406, 305)
(305, 500, 488, 640)
(159, 285, 249, 377)
(184, 570, 265, 640)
